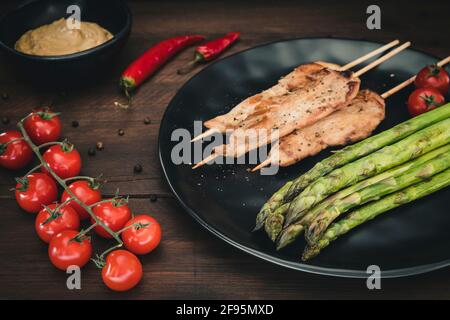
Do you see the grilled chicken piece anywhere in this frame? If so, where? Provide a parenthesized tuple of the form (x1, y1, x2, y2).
(214, 67, 361, 158)
(254, 90, 385, 170)
(204, 62, 341, 132)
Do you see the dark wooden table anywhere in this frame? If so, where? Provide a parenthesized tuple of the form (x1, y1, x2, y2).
(1, 0, 450, 300)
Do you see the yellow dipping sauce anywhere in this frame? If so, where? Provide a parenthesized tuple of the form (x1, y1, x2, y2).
(15, 18, 113, 56)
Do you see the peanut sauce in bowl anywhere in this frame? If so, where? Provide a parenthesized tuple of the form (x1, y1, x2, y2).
(15, 18, 113, 56)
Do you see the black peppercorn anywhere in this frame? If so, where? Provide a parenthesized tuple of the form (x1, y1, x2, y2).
(88, 148, 96, 156)
(1, 117, 10, 125)
(144, 117, 151, 125)
(134, 164, 143, 173)
(96, 142, 104, 150)
(1, 93, 9, 100)
(149, 194, 157, 202)
(72, 120, 79, 128)
(118, 129, 125, 136)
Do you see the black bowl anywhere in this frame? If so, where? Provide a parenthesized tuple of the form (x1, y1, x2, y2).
(0, 0, 132, 86)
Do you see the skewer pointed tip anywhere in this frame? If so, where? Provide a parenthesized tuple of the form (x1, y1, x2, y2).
(191, 135, 205, 143)
(191, 128, 219, 143)
(251, 158, 272, 172)
(192, 154, 218, 169)
(192, 162, 204, 170)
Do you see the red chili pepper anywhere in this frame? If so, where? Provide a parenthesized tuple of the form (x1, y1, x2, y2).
(118, 34, 205, 107)
(177, 32, 240, 75)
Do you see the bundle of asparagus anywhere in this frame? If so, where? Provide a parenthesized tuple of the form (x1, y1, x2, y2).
(255, 103, 450, 260)
(303, 168, 450, 260)
(277, 144, 450, 249)
(254, 102, 450, 232)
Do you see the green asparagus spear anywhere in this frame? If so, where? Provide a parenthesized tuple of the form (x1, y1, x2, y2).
(276, 217, 307, 250)
(254, 182, 292, 231)
(264, 203, 289, 241)
(305, 150, 450, 245)
(302, 168, 450, 261)
(275, 144, 450, 249)
(285, 117, 450, 226)
(255, 103, 450, 229)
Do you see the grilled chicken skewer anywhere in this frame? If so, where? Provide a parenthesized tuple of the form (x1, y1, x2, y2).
(192, 40, 400, 142)
(252, 56, 450, 171)
(252, 90, 385, 171)
(193, 42, 411, 169)
(193, 66, 361, 168)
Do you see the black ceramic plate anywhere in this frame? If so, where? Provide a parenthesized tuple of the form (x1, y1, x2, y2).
(159, 38, 450, 278)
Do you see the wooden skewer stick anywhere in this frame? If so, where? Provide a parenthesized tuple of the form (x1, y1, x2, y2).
(438, 56, 450, 67)
(251, 55, 450, 172)
(251, 158, 272, 172)
(192, 154, 217, 169)
(352, 42, 411, 78)
(380, 77, 415, 99)
(191, 128, 220, 142)
(340, 40, 400, 71)
(191, 40, 403, 143)
(381, 55, 450, 99)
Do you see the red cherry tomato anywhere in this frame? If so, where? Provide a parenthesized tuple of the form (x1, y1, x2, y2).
(0, 131, 33, 170)
(42, 144, 81, 179)
(415, 65, 450, 94)
(122, 215, 161, 255)
(48, 230, 92, 271)
(23, 108, 61, 145)
(61, 180, 102, 220)
(92, 201, 132, 238)
(35, 203, 80, 243)
(15, 173, 58, 213)
(407, 87, 445, 117)
(101, 250, 142, 292)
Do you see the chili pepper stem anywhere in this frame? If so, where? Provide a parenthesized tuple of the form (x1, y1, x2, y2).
(115, 89, 132, 110)
(177, 53, 204, 75)
(120, 76, 136, 93)
(116, 77, 135, 110)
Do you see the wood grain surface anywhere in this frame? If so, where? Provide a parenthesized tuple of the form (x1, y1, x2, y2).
(1, 0, 450, 300)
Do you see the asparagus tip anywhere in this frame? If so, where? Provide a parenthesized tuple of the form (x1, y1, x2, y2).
(252, 224, 263, 232)
(302, 245, 320, 261)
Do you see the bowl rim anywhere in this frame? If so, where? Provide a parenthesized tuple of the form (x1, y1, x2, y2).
(0, 0, 132, 61)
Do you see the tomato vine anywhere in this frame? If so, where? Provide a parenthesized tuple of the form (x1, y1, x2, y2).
(16, 115, 129, 264)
